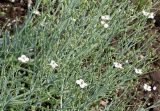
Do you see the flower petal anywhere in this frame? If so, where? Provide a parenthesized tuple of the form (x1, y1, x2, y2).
(153, 86, 157, 91)
(135, 68, 142, 74)
(113, 62, 123, 69)
(80, 83, 88, 88)
(101, 15, 111, 20)
(76, 79, 84, 85)
(104, 23, 109, 28)
(101, 21, 105, 25)
(18, 55, 29, 63)
(49, 60, 58, 69)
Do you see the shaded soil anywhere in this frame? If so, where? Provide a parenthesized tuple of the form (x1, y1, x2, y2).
(126, 12, 160, 111)
(125, 71, 160, 111)
(0, 0, 30, 35)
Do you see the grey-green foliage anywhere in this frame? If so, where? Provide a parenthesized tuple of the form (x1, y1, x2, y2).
(0, 0, 156, 110)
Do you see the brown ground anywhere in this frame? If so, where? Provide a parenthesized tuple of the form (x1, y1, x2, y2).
(0, 0, 30, 35)
(0, 1, 160, 111)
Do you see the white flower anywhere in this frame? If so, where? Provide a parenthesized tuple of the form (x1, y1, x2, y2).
(33, 10, 40, 16)
(71, 18, 76, 22)
(153, 86, 157, 91)
(100, 15, 110, 28)
(100, 21, 109, 28)
(101, 21, 105, 25)
(143, 84, 151, 91)
(113, 62, 123, 69)
(29, 48, 34, 51)
(18, 55, 29, 63)
(142, 10, 154, 19)
(76, 79, 88, 88)
(125, 60, 129, 64)
(101, 15, 111, 20)
(148, 13, 154, 19)
(134, 68, 142, 74)
(104, 23, 109, 28)
(49, 60, 58, 69)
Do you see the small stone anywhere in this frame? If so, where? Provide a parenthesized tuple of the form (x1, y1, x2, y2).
(104, 23, 109, 28)
(99, 100, 108, 106)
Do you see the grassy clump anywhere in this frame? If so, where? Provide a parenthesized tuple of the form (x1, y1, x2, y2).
(0, 0, 156, 110)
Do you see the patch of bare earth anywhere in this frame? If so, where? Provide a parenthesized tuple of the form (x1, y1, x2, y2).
(125, 11, 160, 111)
(0, 0, 32, 35)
